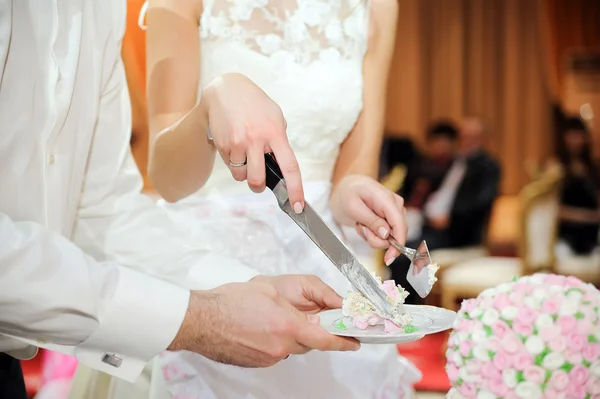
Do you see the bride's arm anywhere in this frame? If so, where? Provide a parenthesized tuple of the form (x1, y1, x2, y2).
(331, 0, 398, 186)
(145, 0, 213, 202)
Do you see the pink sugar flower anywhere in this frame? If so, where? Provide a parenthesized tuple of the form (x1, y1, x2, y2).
(459, 341, 474, 357)
(567, 333, 586, 352)
(492, 320, 510, 338)
(558, 315, 577, 332)
(465, 359, 481, 374)
(485, 337, 502, 352)
(566, 381, 587, 399)
(541, 297, 561, 314)
(489, 378, 509, 397)
(513, 321, 533, 336)
(458, 382, 477, 398)
(547, 335, 567, 353)
(446, 364, 460, 381)
(384, 319, 402, 333)
(513, 282, 534, 295)
(586, 376, 600, 395)
(512, 351, 534, 371)
(463, 298, 478, 314)
(492, 350, 512, 369)
(570, 364, 591, 386)
(492, 293, 512, 311)
(544, 274, 566, 286)
(353, 317, 369, 329)
(564, 348, 583, 364)
(516, 308, 536, 325)
(523, 365, 545, 384)
(502, 334, 523, 354)
(381, 280, 399, 299)
(481, 362, 502, 380)
(504, 393, 519, 399)
(577, 317, 595, 335)
(566, 275, 583, 287)
(582, 342, 600, 362)
(540, 326, 560, 342)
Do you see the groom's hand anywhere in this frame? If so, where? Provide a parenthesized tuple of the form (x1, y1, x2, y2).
(168, 278, 359, 368)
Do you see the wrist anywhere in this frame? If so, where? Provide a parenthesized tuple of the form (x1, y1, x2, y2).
(168, 290, 211, 352)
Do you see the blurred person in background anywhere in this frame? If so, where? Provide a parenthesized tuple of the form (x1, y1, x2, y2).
(392, 118, 500, 305)
(554, 117, 600, 257)
(71, 0, 422, 398)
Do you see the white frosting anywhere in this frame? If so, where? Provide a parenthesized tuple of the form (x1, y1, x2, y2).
(427, 263, 440, 286)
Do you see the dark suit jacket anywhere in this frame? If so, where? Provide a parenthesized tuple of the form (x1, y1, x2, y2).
(446, 151, 501, 247)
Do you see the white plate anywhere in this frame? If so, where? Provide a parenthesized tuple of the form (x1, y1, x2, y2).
(319, 305, 456, 344)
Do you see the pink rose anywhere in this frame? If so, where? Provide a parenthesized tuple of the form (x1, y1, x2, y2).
(384, 319, 402, 333)
(547, 335, 567, 353)
(382, 280, 398, 299)
(517, 308, 536, 325)
(582, 343, 600, 362)
(489, 377, 509, 396)
(459, 382, 477, 398)
(570, 364, 590, 386)
(481, 362, 502, 380)
(493, 350, 512, 370)
(353, 317, 369, 329)
(465, 359, 481, 374)
(513, 282, 534, 295)
(459, 340, 474, 357)
(586, 376, 600, 395)
(463, 298, 478, 314)
(564, 348, 583, 364)
(566, 276, 583, 287)
(446, 364, 459, 381)
(567, 333, 586, 352)
(545, 274, 566, 286)
(577, 318, 595, 335)
(549, 370, 570, 390)
(540, 327, 560, 342)
(541, 297, 561, 314)
(513, 321, 533, 336)
(513, 351, 534, 371)
(558, 315, 577, 332)
(493, 293, 512, 311)
(485, 337, 502, 352)
(523, 365, 545, 384)
(504, 393, 519, 399)
(368, 316, 380, 326)
(566, 382, 587, 399)
(492, 320, 510, 338)
(502, 334, 523, 354)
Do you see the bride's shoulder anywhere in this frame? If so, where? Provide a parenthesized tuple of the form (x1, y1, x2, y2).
(367, 0, 398, 45)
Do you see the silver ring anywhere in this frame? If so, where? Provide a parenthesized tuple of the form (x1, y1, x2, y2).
(229, 160, 247, 168)
(206, 126, 213, 141)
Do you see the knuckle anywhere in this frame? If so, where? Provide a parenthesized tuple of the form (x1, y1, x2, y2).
(281, 158, 300, 174)
(267, 344, 288, 360)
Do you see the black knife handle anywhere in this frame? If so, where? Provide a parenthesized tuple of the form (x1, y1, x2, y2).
(265, 153, 284, 191)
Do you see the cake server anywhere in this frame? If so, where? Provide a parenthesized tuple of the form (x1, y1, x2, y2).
(264, 153, 397, 320)
(388, 239, 434, 298)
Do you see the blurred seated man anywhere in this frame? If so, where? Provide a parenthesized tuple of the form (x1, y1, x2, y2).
(400, 122, 459, 241)
(392, 118, 500, 304)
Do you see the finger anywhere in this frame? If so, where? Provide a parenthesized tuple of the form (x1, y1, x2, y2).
(362, 188, 407, 245)
(246, 144, 266, 193)
(357, 222, 390, 249)
(269, 138, 304, 213)
(295, 322, 360, 352)
(384, 246, 401, 267)
(229, 144, 248, 182)
(347, 195, 390, 248)
(302, 276, 343, 310)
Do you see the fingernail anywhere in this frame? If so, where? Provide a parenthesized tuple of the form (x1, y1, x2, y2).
(361, 226, 369, 237)
(378, 227, 388, 239)
(293, 202, 303, 214)
(385, 257, 396, 266)
(308, 315, 319, 324)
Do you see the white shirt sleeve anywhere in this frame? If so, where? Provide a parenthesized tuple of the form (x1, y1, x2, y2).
(0, 213, 190, 382)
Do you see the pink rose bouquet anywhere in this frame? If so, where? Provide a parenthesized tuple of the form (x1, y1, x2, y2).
(446, 273, 600, 399)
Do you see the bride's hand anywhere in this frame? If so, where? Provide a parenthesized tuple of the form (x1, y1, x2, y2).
(330, 175, 406, 265)
(202, 73, 305, 212)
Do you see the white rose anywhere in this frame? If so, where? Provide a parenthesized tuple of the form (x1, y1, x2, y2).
(567, 290, 583, 303)
(532, 288, 547, 301)
(590, 361, 600, 377)
(447, 388, 466, 399)
(472, 329, 487, 344)
(534, 313, 554, 330)
(452, 351, 464, 367)
(524, 296, 541, 309)
(542, 352, 565, 370)
(528, 274, 544, 285)
(558, 299, 578, 316)
(501, 306, 519, 321)
(502, 369, 518, 388)
(470, 307, 483, 319)
(473, 345, 490, 361)
(525, 335, 544, 355)
(515, 382, 542, 399)
(476, 391, 497, 399)
(481, 308, 500, 326)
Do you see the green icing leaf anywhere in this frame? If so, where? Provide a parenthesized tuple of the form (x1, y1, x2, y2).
(575, 312, 585, 319)
(456, 378, 464, 386)
(335, 320, 347, 331)
(544, 370, 552, 383)
(516, 371, 525, 383)
(584, 360, 592, 368)
(583, 300, 592, 305)
(566, 288, 584, 295)
(561, 362, 574, 373)
(512, 275, 518, 282)
(404, 324, 418, 333)
(589, 335, 598, 343)
(534, 347, 551, 365)
(488, 350, 496, 359)
(484, 325, 493, 337)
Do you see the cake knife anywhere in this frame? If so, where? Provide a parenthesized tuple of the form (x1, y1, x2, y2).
(264, 153, 397, 320)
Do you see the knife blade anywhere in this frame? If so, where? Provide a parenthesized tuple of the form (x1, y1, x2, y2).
(264, 153, 397, 320)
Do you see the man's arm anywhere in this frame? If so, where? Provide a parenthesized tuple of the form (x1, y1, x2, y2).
(0, 213, 190, 382)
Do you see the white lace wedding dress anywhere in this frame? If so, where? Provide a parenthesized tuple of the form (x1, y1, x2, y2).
(149, 1, 423, 398)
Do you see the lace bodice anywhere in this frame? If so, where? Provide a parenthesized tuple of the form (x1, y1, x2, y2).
(195, 0, 370, 197)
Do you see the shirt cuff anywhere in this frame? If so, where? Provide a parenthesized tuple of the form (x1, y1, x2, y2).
(74, 266, 190, 382)
(185, 252, 260, 290)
